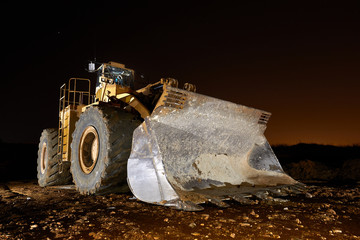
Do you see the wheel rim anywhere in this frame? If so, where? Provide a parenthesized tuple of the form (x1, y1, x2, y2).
(40, 142, 47, 174)
(79, 126, 99, 174)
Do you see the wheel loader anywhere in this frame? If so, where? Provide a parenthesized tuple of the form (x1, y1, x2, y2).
(37, 61, 304, 211)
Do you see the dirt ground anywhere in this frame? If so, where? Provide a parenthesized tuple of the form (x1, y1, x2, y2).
(0, 180, 359, 240)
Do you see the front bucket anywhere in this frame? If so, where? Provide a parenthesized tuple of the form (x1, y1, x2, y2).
(127, 87, 302, 211)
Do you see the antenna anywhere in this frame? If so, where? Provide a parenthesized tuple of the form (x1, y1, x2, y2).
(92, 24, 97, 64)
(87, 25, 97, 73)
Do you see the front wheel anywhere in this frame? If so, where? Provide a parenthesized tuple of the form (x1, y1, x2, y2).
(70, 106, 141, 195)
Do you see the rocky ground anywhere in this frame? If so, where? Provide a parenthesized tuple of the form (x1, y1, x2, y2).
(0, 180, 359, 240)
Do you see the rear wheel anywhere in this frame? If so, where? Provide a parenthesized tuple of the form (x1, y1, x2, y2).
(70, 106, 141, 195)
(37, 128, 72, 186)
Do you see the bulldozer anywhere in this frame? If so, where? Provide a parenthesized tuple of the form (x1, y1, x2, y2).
(37, 61, 304, 211)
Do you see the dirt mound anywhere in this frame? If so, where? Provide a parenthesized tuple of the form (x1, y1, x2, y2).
(285, 160, 338, 181)
(340, 159, 360, 181)
(285, 159, 360, 182)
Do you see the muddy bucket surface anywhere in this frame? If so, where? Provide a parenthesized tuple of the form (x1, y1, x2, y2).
(127, 87, 300, 210)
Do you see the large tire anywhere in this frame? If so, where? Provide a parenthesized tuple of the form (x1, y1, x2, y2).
(70, 106, 141, 195)
(37, 128, 72, 186)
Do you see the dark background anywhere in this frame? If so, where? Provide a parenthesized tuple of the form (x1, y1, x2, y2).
(1, 0, 360, 145)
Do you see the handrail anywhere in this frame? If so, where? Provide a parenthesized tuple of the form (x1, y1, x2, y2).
(57, 78, 92, 164)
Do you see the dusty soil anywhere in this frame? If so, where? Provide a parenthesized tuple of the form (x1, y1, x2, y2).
(0, 180, 359, 240)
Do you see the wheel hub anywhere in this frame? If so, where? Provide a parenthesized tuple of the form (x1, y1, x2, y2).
(40, 142, 47, 174)
(79, 126, 99, 174)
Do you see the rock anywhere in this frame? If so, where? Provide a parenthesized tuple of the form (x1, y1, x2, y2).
(273, 198, 289, 203)
(201, 214, 210, 220)
(189, 222, 196, 228)
(230, 233, 236, 238)
(30, 224, 38, 229)
(323, 215, 333, 222)
(191, 232, 200, 236)
(239, 223, 251, 227)
(327, 209, 336, 215)
(295, 218, 301, 224)
(306, 192, 313, 198)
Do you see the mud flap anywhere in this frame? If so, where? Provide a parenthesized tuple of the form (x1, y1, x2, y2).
(127, 87, 302, 210)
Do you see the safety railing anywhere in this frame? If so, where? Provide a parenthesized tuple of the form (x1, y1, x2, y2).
(57, 78, 93, 167)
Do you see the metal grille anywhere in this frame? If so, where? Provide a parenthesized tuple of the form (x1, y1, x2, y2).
(164, 89, 187, 109)
(258, 112, 271, 125)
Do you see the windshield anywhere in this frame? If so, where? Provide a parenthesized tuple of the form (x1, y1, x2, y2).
(100, 65, 134, 89)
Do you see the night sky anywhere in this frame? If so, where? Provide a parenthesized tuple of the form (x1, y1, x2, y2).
(2, 1, 359, 146)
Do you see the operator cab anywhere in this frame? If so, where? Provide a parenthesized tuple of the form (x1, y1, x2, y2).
(92, 62, 135, 94)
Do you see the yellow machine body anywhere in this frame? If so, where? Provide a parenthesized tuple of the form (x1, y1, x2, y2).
(41, 61, 304, 211)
